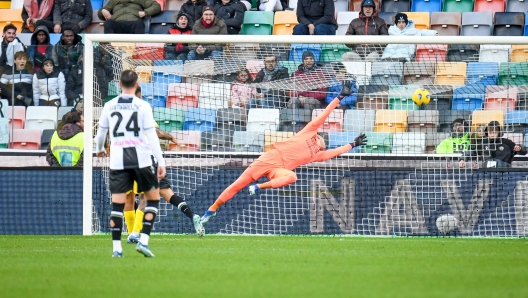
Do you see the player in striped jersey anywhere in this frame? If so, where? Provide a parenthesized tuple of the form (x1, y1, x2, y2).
(95, 70, 166, 258)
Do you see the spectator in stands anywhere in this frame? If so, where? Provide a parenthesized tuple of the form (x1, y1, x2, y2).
(66, 56, 83, 107)
(0, 24, 26, 74)
(0, 51, 35, 106)
(94, 44, 113, 103)
(381, 13, 438, 62)
(249, 54, 290, 109)
(52, 0, 93, 34)
(188, 6, 227, 60)
(470, 124, 487, 145)
(21, 0, 54, 33)
(287, 51, 327, 110)
(46, 111, 84, 167)
(230, 69, 256, 108)
(325, 63, 357, 110)
(33, 58, 67, 107)
(460, 121, 527, 168)
(52, 26, 84, 77)
(166, 12, 193, 61)
(181, 0, 207, 26)
(436, 118, 470, 154)
(214, 0, 244, 35)
(28, 25, 53, 71)
(341, 0, 388, 62)
(293, 0, 337, 35)
(98, 0, 161, 34)
(258, 0, 287, 11)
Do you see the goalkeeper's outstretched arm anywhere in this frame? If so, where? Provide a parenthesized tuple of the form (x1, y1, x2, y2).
(312, 133, 368, 162)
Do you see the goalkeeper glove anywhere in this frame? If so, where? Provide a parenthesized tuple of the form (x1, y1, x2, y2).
(350, 133, 367, 148)
(340, 80, 353, 97)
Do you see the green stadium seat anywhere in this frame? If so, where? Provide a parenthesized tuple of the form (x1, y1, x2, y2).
(241, 11, 274, 35)
(154, 107, 184, 132)
(389, 85, 420, 110)
(280, 61, 298, 75)
(443, 0, 474, 12)
(321, 44, 350, 62)
(363, 132, 393, 153)
(499, 62, 528, 85)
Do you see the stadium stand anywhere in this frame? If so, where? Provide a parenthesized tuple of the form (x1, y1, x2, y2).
(241, 11, 274, 35)
(312, 108, 343, 133)
(168, 131, 201, 151)
(216, 108, 247, 132)
(364, 132, 393, 153)
(40, 129, 55, 150)
(402, 12, 430, 29)
(461, 12, 493, 36)
(443, 0, 474, 13)
(392, 132, 426, 154)
(154, 107, 185, 131)
(337, 11, 360, 35)
(0, 8, 23, 31)
(411, 0, 442, 14)
(149, 10, 178, 34)
(329, 132, 361, 153)
(343, 109, 376, 132)
(7, 106, 25, 130)
(374, 110, 407, 133)
(25, 107, 57, 130)
(273, 11, 298, 35)
(247, 109, 280, 132)
(233, 131, 265, 152)
(431, 12, 461, 36)
(9, 129, 41, 150)
(183, 108, 216, 132)
(278, 108, 312, 132)
(473, 0, 505, 13)
(381, 0, 410, 13)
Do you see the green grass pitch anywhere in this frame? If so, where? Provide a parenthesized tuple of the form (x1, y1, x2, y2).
(1, 235, 527, 298)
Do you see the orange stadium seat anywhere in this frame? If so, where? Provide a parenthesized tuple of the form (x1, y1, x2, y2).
(374, 110, 408, 133)
(403, 12, 430, 29)
(435, 62, 467, 86)
(471, 110, 504, 130)
(273, 11, 298, 35)
(8, 129, 41, 150)
(0, 9, 23, 31)
(510, 45, 528, 62)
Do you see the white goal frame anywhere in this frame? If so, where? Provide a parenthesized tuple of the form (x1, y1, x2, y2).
(83, 34, 528, 235)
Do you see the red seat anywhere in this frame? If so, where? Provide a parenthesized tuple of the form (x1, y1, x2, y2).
(474, 0, 505, 13)
(167, 83, 200, 109)
(312, 109, 344, 133)
(9, 129, 42, 150)
(8, 106, 25, 129)
(415, 44, 448, 62)
(484, 85, 517, 112)
(168, 131, 201, 151)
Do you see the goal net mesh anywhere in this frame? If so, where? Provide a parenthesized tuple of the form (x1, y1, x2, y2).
(89, 39, 528, 237)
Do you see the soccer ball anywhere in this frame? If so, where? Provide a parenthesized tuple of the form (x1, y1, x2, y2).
(411, 88, 431, 107)
(436, 214, 458, 234)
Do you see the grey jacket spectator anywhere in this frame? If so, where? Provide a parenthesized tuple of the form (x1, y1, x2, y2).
(214, 0, 244, 35)
(52, 28, 83, 77)
(252, 57, 290, 107)
(27, 25, 54, 71)
(53, 0, 93, 34)
(33, 58, 67, 107)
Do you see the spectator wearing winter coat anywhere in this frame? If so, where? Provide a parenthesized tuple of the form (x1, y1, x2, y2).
(166, 12, 193, 61)
(33, 58, 67, 107)
(257, 0, 287, 11)
(52, 27, 84, 78)
(188, 6, 227, 60)
(249, 55, 290, 109)
(52, 0, 93, 34)
(287, 51, 327, 110)
(0, 24, 26, 74)
(98, 0, 161, 34)
(47, 111, 84, 167)
(27, 25, 53, 71)
(324, 63, 357, 109)
(293, 0, 337, 35)
(21, 0, 55, 33)
(93, 44, 113, 103)
(0, 51, 34, 106)
(230, 69, 256, 108)
(66, 57, 83, 106)
(180, 0, 207, 26)
(214, 0, 244, 34)
(381, 13, 438, 62)
(342, 0, 388, 62)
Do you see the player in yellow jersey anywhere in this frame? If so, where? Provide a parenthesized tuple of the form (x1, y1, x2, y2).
(124, 86, 205, 243)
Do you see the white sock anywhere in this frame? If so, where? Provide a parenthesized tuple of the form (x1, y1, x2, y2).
(139, 234, 150, 246)
(113, 240, 122, 252)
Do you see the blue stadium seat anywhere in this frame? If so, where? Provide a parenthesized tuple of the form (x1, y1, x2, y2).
(466, 62, 499, 86)
(452, 84, 486, 111)
(506, 0, 528, 12)
(233, 131, 265, 152)
(152, 60, 183, 85)
(183, 108, 216, 132)
(505, 111, 528, 133)
(525, 12, 528, 35)
(328, 132, 361, 153)
(411, 0, 442, 14)
(343, 110, 375, 132)
(138, 83, 168, 107)
(289, 44, 322, 62)
(91, 0, 103, 10)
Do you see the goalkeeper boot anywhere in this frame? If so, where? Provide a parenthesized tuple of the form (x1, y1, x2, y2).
(136, 242, 155, 258)
(248, 184, 260, 196)
(112, 251, 123, 258)
(193, 214, 205, 237)
(127, 233, 140, 244)
(201, 210, 216, 224)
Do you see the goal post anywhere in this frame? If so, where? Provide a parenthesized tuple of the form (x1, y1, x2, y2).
(83, 34, 528, 237)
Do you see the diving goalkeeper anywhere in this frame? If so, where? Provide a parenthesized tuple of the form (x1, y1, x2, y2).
(201, 81, 368, 224)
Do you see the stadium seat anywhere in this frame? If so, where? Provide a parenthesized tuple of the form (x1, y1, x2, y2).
(87, 11, 105, 34)
(183, 108, 216, 132)
(260, 43, 290, 61)
(402, 12, 430, 29)
(25, 106, 57, 130)
(149, 10, 178, 34)
(407, 110, 439, 133)
(389, 85, 420, 110)
(135, 65, 153, 83)
(378, 12, 396, 28)
(311, 109, 344, 133)
(198, 83, 231, 109)
(246, 60, 265, 79)
(289, 44, 322, 62)
(471, 110, 504, 130)
(183, 60, 215, 76)
(343, 110, 376, 132)
(498, 62, 528, 85)
(139, 82, 168, 107)
(233, 131, 265, 152)
(7, 106, 25, 129)
(435, 62, 467, 86)
(443, 0, 474, 12)
(411, 0, 442, 14)
(392, 132, 426, 154)
(153, 61, 183, 85)
(350, 0, 380, 11)
(403, 62, 436, 85)
(167, 83, 200, 109)
(216, 108, 247, 132)
(227, 43, 260, 61)
(452, 84, 486, 111)
(505, 110, 528, 133)
(8, 129, 41, 150)
(280, 60, 298, 75)
(166, 0, 183, 10)
(334, 0, 349, 12)
(364, 132, 393, 153)
(479, 44, 511, 62)
(273, 11, 298, 35)
(264, 131, 294, 152)
(525, 12, 528, 35)
(506, 0, 528, 12)
(241, 11, 274, 35)
(154, 107, 184, 131)
(461, 12, 492, 36)
(447, 44, 479, 62)
(370, 62, 404, 86)
(57, 107, 73, 122)
(381, 0, 410, 13)
(438, 109, 471, 132)
(0, 9, 23, 31)
(91, 0, 104, 10)
(484, 85, 518, 112)
(328, 132, 362, 153)
(279, 108, 312, 132)
(415, 44, 448, 62)
(426, 132, 450, 153)
(503, 132, 523, 144)
(201, 131, 232, 151)
(247, 108, 280, 132)
(474, 0, 505, 13)
(168, 131, 201, 151)
(133, 43, 165, 60)
(343, 62, 371, 86)
(493, 12, 524, 36)
(466, 62, 499, 86)
(321, 44, 350, 62)
(40, 129, 55, 150)
(356, 85, 389, 110)
(423, 85, 453, 111)
(510, 45, 528, 62)
(374, 110, 408, 133)
(431, 12, 461, 36)
(336, 12, 360, 35)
